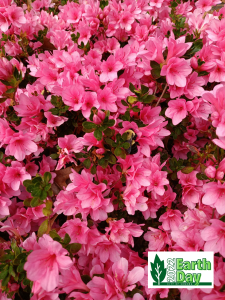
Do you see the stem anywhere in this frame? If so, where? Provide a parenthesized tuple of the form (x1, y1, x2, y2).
(155, 83, 168, 107)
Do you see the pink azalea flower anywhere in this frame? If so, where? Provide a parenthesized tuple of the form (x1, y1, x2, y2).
(119, 11, 134, 31)
(111, 258, 144, 293)
(44, 112, 68, 127)
(59, 266, 89, 294)
(5, 132, 38, 161)
(97, 87, 117, 112)
(159, 209, 183, 231)
(6, 5, 26, 27)
(144, 227, 169, 251)
(82, 92, 99, 118)
(3, 161, 31, 191)
(171, 228, 204, 251)
(202, 181, 225, 214)
(62, 84, 84, 111)
(94, 240, 121, 263)
(165, 98, 192, 125)
(0, 12, 9, 32)
(0, 196, 11, 218)
(24, 234, 73, 292)
(14, 94, 41, 117)
(100, 55, 123, 83)
(161, 57, 192, 87)
(58, 218, 89, 244)
(201, 219, 225, 257)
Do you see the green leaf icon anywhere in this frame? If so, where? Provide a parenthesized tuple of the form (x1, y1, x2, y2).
(150, 254, 167, 285)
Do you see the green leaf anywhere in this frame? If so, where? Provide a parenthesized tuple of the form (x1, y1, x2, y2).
(151, 68, 161, 79)
(121, 100, 128, 106)
(31, 189, 42, 198)
(127, 96, 137, 105)
(49, 230, 61, 241)
(181, 166, 194, 174)
(129, 83, 136, 93)
(17, 262, 25, 273)
(68, 243, 82, 253)
(5, 88, 16, 94)
(116, 165, 122, 172)
(83, 121, 97, 129)
(39, 190, 47, 201)
(43, 172, 52, 184)
(98, 158, 108, 169)
(114, 147, 122, 156)
(94, 128, 103, 141)
(150, 254, 167, 284)
(63, 233, 71, 245)
(196, 173, 208, 180)
(150, 61, 160, 69)
(8, 265, 15, 277)
(44, 183, 51, 191)
(91, 164, 97, 174)
(42, 208, 52, 216)
(132, 106, 140, 112)
(1, 275, 10, 287)
(83, 158, 91, 169)
(23, 278, 30, 286)
(0, 79, 11, 86)
(23, 180, 32, 188)
(108, 154, 117, 164)
(141, 85, 149, 94)
(38, 219, 49, 237)
(122, 142, 130, 150)
(30, 197, 40, 207)
(32, 177, 42, 185)
(105, 119, 115, 127)
(0, 269, 9, 280)
(142, 95, 155, 104)
(198, 71, 209, 76)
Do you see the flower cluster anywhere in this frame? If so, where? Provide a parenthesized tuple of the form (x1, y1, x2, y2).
(0, 0, 225, 299)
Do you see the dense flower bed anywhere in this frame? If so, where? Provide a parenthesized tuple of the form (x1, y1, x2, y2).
(0, 0, 225, 299)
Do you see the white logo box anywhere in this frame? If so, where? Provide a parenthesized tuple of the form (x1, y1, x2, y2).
(148, 251, 214, 288)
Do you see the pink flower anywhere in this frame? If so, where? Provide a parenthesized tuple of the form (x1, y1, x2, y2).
(59, 266, 89, 294)
(62, 84, 84, 111)
(58, 135, 84, 154)
(82, 92, 99, 118)
(119, 12, 134, 31)
(24, 234, 73, 292)
(44, 112, 68, 127)
(159, 209, 183, 231)
(6, 5, 26, 27)
(5, 132, 38, 161)
(3, 161, 31, 191)
(95, 240, 121, 263)
(0, 13, 9, 32)
(202, 181, 225, 214)
(161, 57, 192, 87)
(171, 228, 204, 251)
(58, 219, 89, 244)
(144, 227, 169, 251)
(97, 87, 117, 112)
(165, 99, 192, 125)
(0, 196, 11, 218)
(147, 169, 169, 196)
(100, 55, 123, 83)
(111, 258, 144, 293)
(201, 219, 225, 257)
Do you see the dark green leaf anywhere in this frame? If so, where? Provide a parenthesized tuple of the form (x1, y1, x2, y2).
(94, 128, 103, 141)
(83, 158, 91, 169)
(69, 243, 82, 253)
(91, 164, 97, 174)
(181, 166, 194, 174)
(38, 219, 49, 237)
(63, 233, 71, 245)
(43, 172, 52, 184)
(83, 121, 97, 129)
(121, 100, 128, 106)
(30, 197, 40, 207)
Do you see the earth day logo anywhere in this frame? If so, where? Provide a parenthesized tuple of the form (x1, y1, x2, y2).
(148, 252, 214, 288)
(150, 254, 166, 285)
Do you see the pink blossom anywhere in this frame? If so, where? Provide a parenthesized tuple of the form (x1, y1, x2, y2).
(159, 209, 183, 231)
(201, 219, 225, 257)
(111, 258, 144, 293)
(119, 12, 134, 31)
(3, 161, 31, 191)
(144, 227, 169, 251)
(202, 181, 225, 214)
(24, 234, 73, 292)
(97, 87, 117, 112)
(171, 228, 204, 251)
(95, 240, 121, 263)
(82, 92, 99, 118)
(5, 132, 38, 161)
(44, 112, 68, 127)
(62, 84, 84, 111)
(165, 99, 192, 125)
(0, 196, 11, 218)
(6, 5, 26, 27)
(161, 57, 192, 87)
(100, 55, 123, 82)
